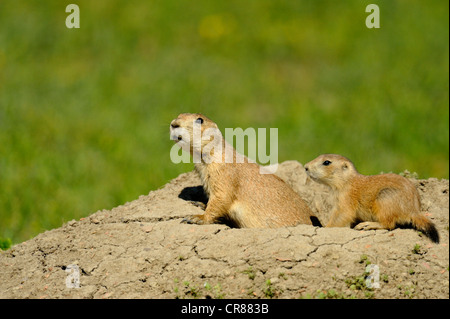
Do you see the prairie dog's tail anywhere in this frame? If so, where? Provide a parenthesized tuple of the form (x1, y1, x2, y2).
(411, 214, 440, 243)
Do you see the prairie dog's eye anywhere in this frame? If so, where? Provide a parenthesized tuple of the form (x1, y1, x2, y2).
(195, 117, 204, 124)
(322, 160, 332, 166)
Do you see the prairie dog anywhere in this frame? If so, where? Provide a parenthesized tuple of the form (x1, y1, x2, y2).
(304, 154, 439, 243)
(170, 113, 314, 228)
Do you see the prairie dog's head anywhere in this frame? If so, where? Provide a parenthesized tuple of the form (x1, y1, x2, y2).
(304, 154, 357, 189)
(170, 113, 222, 156)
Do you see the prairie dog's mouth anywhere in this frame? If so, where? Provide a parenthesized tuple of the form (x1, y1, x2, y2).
(305, 171, 329, 186)
(305, 170, 319, 180)
(170, 133, 182, 141)
(170, 126, 187, 143)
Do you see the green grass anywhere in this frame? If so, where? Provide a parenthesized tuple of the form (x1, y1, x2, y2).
(0, 0, 448, 245)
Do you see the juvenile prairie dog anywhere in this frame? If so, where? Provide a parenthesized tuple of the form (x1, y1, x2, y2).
(169, 113, 314, 228)
(304, 154, 439, 243)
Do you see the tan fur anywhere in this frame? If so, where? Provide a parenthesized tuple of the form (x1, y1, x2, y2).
(304, 154, 439, 243)
(170, 113, 314, 228)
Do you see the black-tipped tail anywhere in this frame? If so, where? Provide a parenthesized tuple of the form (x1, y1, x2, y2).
(423, 223, 440, 243)
(412, 215, 440, 243)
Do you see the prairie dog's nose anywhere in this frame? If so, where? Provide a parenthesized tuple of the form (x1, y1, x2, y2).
(170, 120, 180, 129)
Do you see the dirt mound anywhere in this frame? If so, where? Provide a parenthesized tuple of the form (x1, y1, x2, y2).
(0, 161, 448, 299)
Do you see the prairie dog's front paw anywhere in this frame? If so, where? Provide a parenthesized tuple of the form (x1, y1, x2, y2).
(181, 214, 205, 225)
(354, 221, 384, 231)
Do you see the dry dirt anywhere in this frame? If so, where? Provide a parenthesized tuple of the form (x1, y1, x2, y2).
(0, 161, 448, 299)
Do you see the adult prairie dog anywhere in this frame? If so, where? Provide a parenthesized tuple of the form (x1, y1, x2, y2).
(304, 154, 439, 243)
(169, 113, 314, 228)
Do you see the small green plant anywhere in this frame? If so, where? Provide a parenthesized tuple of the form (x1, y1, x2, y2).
(202, 282, 225, 299)
(399, 170, 419, 179)
(412, 244, 422, 254)
(190, 287, 200, 298)
(364, 291, 375, 299)
(173, 278, 180, 297)
(242, 267, 256, 280)
(344, 266, 376, 298)
(0, 237, 12, 250)
(183, 281, 201, 298)
(359, 254, 368, 263)
(301, 289, 353, 299)
(213, 283, 225, 299)
(398, 285, 416, 299)
(316, 289, 340, 299)
(278, 272, 287, 280)
(264, 279, 276, 299)
(359, 254, 372, 266)
(345, 275, 368, 291)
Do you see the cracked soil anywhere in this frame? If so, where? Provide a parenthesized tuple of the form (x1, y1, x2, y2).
(0, 161, 448, 299)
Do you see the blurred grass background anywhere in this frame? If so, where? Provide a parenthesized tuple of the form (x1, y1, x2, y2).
(0, 0, 448, 245)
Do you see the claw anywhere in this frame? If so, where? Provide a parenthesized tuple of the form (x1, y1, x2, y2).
(354, 221, 384, 231)
(181, 217, 194, 224)
(181, 215, 205, 225)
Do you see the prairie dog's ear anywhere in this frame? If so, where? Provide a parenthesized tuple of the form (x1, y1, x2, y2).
(342, 163, 348, 170)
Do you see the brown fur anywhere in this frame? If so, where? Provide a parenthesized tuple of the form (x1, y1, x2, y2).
(304, 154, 439, 243)
(170, 113, 314, 228)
